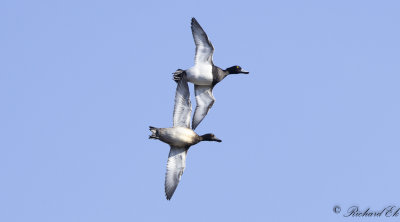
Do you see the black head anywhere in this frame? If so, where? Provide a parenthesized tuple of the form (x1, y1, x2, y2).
(200, 133, 222, 142)
(226, 65, 249, 74)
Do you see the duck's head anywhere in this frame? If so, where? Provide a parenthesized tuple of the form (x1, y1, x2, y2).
(200, 133, 222, 142)
(226, 65, 249, 74)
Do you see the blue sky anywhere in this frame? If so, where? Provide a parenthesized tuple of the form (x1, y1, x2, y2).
(1, 0, 399, 221)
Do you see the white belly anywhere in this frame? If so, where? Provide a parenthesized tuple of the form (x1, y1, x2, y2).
(186, 64, 213, 85)
(159, 127, 198, 147)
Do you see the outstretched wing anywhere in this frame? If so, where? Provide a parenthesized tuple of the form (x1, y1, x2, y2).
(191, 18, 214, 65)
(192, 85, 215, 130)
(173, 74, 192, 128)
(165, 146, 188, 200)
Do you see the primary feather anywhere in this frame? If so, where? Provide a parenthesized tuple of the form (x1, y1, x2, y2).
(191, 18, 214, 65)
(173, 74, 192, 128)
(165, 146, 188, 200)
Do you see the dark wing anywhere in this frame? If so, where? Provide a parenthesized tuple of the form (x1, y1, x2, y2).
(192, 85, 215, 130)
(165, 146, 188, 200)
(191, 18, 214, 65)
(173, 74, 192, 128)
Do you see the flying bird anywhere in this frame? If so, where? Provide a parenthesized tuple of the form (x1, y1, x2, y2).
(173, 17, 249, 130)
(149, 74, 222, 200)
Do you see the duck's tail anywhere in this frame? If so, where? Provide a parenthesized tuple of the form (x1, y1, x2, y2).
(149, 126, 159, 139)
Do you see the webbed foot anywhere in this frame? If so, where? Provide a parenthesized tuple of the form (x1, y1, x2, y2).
(149, 126, 159, 139)
(173, 69, 185, 82)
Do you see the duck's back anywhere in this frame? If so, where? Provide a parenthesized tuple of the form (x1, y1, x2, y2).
(158, 127, 199, 147)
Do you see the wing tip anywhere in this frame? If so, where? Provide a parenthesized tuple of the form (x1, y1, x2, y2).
(191, 17, 200, 28)
(165, 193, 172, 200)
(165, 185, 175, 201)
(164, 183, 174, 200)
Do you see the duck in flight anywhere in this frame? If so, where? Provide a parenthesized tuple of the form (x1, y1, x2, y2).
(149, 74, 221, 200)
(173, 17, 249, 130)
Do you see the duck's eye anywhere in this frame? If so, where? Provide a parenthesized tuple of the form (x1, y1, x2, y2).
(236, 66, 239, 69)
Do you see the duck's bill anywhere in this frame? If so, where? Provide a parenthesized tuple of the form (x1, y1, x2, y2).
(240, 69, 249, 74)
(215, 138, 222, 142)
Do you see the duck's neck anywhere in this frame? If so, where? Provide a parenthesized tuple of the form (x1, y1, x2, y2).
(211, 67, 229, 87)
(223, 69, 231, 78)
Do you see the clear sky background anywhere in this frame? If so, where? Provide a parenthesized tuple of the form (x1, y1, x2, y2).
(1, 0, 399, 221)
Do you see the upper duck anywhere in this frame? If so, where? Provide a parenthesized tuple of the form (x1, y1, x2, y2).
(173, 17, 249, 130)
(149, 73, 221, 200)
